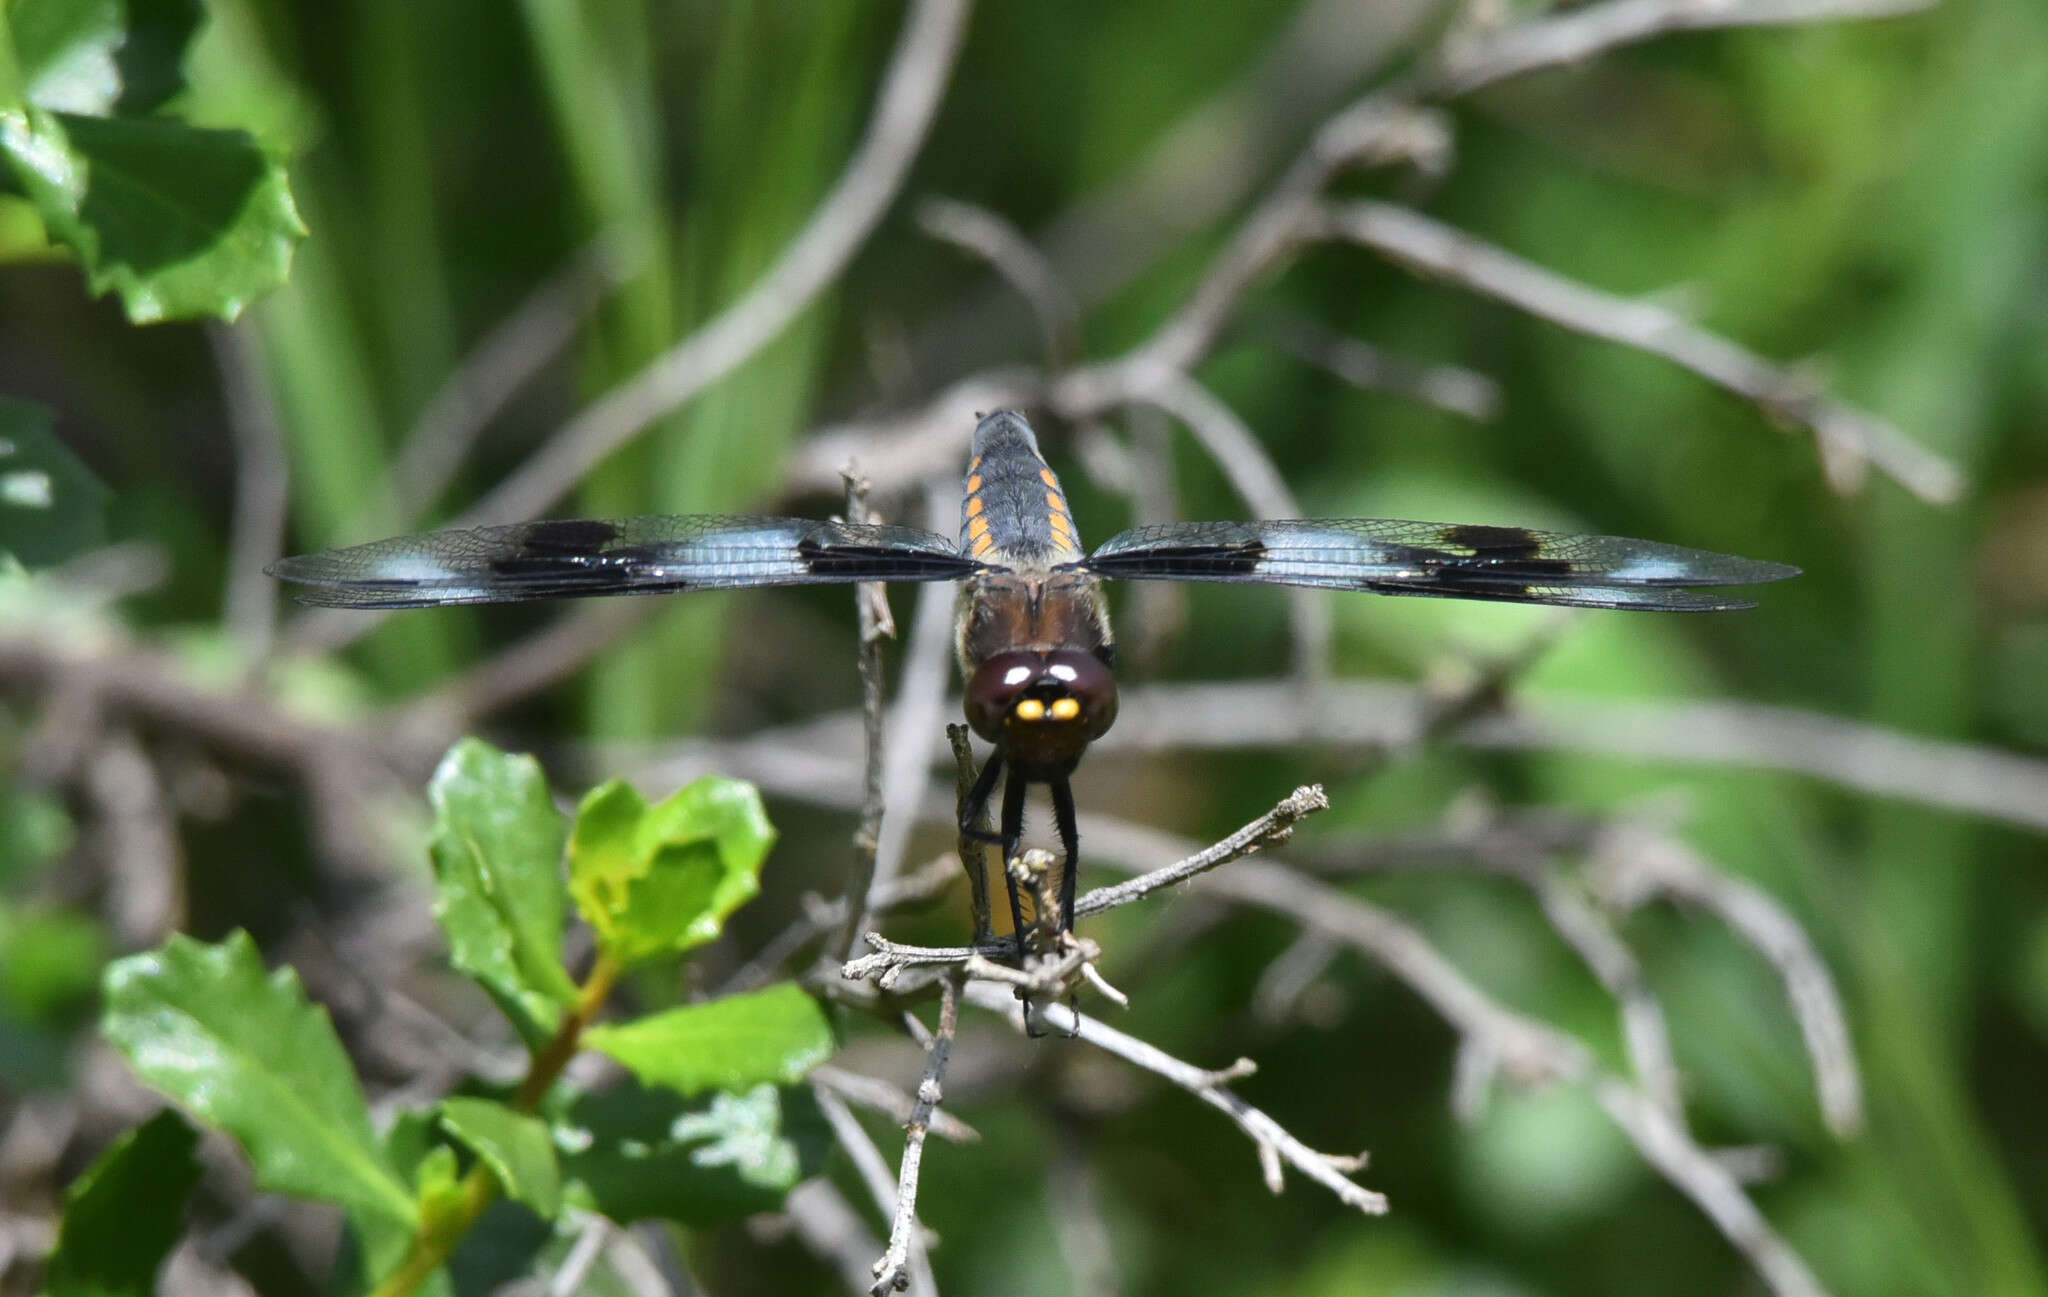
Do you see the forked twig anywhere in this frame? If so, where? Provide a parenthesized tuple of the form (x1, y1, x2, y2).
(962, 980, 1387, 1215)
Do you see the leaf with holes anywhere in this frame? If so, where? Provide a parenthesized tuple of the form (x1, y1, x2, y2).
(567, 776, 775, 966)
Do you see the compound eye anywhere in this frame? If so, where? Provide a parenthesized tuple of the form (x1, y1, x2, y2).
(964, 651, 1044, 741)
(1042, 649, 1118, 739)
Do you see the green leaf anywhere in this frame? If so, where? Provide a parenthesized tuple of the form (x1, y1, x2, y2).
(0, 396, 108, 567)
(100, 931, 415, 1228)
(0, 105, 302, 322)
(427, 739, 576, 1049)
(352, 1111, 453, 1297)
(552, 1079, 829, 1225)
(0, 784, 75, 888)
(438, 1096, 562, 1217)
(10, 0, 204, 116)
(567, 776, 775, 966)
(0, 903, 106, 1024)
(44, 1109, 201, 1297)
(413, 1143, 465, 1224)
(585, 982, 834, 1098)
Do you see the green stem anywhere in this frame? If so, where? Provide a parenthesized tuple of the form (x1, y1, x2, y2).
(366, 951, 625, 1297)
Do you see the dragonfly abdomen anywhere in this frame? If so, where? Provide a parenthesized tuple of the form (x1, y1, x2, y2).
(961, 411, 1085, 565)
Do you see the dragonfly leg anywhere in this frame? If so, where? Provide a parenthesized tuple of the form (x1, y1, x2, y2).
(998, 767, 1046, 1037)
(999, 766, 1030, 960)
(958, 749, 1005, 845)
(1049, 773, 1080, 936)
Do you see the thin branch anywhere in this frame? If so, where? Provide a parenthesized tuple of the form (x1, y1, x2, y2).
(1046, 1116, 1121, 1297)
(916, 196, 1079, 369)
(1250, 930, 1343, 1026)
(962, 980, 1388, 1215)
(859, 486, 961, 938)
(871, 977, 960, 1296)
(948, 724, 994, 944)
(402, 600, 652, 727)
(1074, 785, 1328, 919)
(813, 1064, 980, 1145)
(1073, 819, 1831, 1297)
(384, 228, 646, 530)
(1590, 824, 1863, 1136)
(1254, 312, 1502, 421)
(816, 1088, 921, 1249)
(1134, 371, 1331, 682)
(548, 1215, 614, 1297)
(211, 321, 291, 662)
(904, 0, 1438, 375)
(777, 1179, 893, 1297)
(1085, 680, 2048, 835)
(837, 467, 901, 964)
(1594, 1078, 1829, 1297)
(797, 0, 1945, 508)
(721, 854, 963, 997)
(1420, 0, 1937, 100)
(637, 675, 2048, 839)
(85, 732, 184, 948)
(1528, 870, 1685, 1117)
(457, 0, 971, 529)
(1322, 200, 1961, 501)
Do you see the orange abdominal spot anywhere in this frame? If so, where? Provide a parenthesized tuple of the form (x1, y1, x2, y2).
(966, 496, 984, 517)
(967, 475, 983, 493)
(1039, 467, 1060, 488)
(1045, 490, 1066, 513)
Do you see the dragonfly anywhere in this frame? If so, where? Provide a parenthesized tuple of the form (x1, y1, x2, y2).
(271, 410, 1797, 946)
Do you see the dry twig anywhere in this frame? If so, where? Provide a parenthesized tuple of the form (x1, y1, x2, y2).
(870, 977, 961, 1295)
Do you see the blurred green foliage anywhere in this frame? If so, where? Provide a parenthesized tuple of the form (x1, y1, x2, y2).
(4, 0, 2048, 1295)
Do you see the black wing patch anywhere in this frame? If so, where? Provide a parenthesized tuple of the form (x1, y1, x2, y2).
(270, 515, 981, 609)
(1078, 519, 1798, 612)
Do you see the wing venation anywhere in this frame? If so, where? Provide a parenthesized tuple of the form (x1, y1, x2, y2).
(1079, 519, 1796, 613)
(269, 515, 979, 609)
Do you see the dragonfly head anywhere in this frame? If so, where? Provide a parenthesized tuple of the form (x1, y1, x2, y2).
(964, 649, 1118, 770)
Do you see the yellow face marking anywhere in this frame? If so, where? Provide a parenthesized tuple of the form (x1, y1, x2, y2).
(1014, 698, 1046, 722)
(1039, 467, 1060, 489)
(966, 496, 984, 518)
(966, 474, 982, 493)
(1049, 697, 1080, 722)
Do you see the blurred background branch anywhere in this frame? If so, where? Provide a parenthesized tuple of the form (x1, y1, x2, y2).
(7, 0, 2048, 1294)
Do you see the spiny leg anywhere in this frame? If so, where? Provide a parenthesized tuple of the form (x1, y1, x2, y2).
(1049, 774, 1081, 937)
(959, 749, 1005, 844)
(999, 766, 1030, 963)
(955, 748, 1004, 945)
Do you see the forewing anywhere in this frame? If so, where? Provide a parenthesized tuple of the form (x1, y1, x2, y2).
(270, 515, 979, 609)
(1080, 519, 1798, 612)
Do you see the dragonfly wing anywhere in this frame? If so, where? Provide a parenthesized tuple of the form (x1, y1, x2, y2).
(270, 515, 980, 609)
(1079, 519, 1798, 612)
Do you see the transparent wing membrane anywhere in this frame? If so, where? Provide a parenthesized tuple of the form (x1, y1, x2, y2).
(1080, 518, 1797, 612)
(269, 515, 979, 609)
